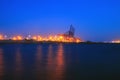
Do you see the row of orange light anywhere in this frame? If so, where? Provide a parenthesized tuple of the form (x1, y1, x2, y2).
(32, 35, 81, 43)
(12, 36, 23, 40)
(0, 35, 23, 41)
(0, 34, 81, 43)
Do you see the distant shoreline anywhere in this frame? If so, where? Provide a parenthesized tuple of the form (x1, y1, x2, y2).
(0, 40, 119, 44)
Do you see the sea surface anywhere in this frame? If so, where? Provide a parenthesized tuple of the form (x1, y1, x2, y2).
(0, 43, 120, 80)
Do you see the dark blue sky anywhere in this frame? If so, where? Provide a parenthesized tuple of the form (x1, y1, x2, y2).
(0, 0, 120, 41)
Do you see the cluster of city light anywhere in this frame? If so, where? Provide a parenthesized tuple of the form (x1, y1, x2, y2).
(12, 36, 23, 41)
(0, 35, 4, 40)
(31, 35, 81, 43)
(112, 40, 120, 43)
(0, 34, 81, 43)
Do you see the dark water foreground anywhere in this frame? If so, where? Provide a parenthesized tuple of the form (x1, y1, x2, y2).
(0, 43, 120, 80)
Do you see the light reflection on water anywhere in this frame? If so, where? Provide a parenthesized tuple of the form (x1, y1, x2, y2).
(47, 45, 54, 79)
(54, 44, 65, 80)
(0, 48, 4, 79)
(14, 48, 23, 80)
(46, 44, 65, 80)
(0, 44, 120, 80)
(34, 44, 65, 80)
(35, 45, 43, 80)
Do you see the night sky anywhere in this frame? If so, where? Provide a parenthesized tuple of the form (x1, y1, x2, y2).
(0, 0, 120, 41)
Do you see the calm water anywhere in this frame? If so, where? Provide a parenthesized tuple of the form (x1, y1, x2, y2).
(0, 43, 120, 80)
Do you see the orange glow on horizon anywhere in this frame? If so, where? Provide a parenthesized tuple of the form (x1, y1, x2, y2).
(0, 34, 82, 43)
(28, 34, 82, 43)
(31, 35, 81, 43)
(32, 36, 42, 41)
(0, 35, 4, 40)
(12, 36, 23, 41)
(112, 40, 120, 43)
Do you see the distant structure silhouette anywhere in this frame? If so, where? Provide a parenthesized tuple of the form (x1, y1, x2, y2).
(65, 24, 75, 37)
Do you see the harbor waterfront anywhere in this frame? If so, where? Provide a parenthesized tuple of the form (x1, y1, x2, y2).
(0, 43, 120, 80)
(0, 25, 81, 43)
(1, 0, 120, 80)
